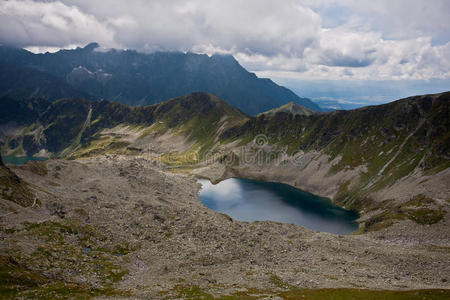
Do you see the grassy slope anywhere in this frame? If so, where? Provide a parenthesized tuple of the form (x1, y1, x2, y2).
(162, 285, 450, 300)
(153, 93, 248, 164)
(1, 93, 246, 159)
(219, 92, 449, 229)
(221, 93, 449, 190)
(259, 102, 316, 117)
(1, 92, 448, 228)
(0, 219, 131, 299)
(1, 94, 449, 297)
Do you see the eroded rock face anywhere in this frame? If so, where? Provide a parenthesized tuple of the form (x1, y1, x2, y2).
(1, 156, 449, 299)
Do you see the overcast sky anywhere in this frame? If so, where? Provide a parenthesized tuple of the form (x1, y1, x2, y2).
(1, 0, 449, 103)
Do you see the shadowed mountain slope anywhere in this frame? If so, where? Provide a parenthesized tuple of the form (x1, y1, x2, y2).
(0, 91, 449, 232)
(0, 43, 321, 115)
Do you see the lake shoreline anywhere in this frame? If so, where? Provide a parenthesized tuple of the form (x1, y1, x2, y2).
(198, 177, 359, 235)
(2, 155, 48, 165)
(1, 156, 449, 298)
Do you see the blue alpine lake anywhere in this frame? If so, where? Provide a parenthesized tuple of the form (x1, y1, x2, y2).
(198, 178, 359, 235)
(2, 155, 48, 165)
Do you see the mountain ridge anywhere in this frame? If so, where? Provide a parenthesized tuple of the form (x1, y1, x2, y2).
(259, 101, 317, 116)
(1, 91, 448, 232)
(0, 43, 322, 115)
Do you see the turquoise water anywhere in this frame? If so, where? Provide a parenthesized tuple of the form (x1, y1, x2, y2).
(2, 155, 48, 165)
(198, 178, 359, 235)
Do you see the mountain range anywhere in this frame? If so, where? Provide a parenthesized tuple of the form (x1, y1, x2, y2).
(1, 89, 449, 299)
(0, 43, 321, 115)
(1, 91, 448, 233)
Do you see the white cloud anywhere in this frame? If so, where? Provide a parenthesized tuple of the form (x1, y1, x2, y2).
(338, 0, 450, 42)
(0, 0, 116, 48)
(0, 0, 449, 81)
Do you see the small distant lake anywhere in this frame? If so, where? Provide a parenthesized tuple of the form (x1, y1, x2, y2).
(2, 155, 48, 165)
(198, 178, 359, 235)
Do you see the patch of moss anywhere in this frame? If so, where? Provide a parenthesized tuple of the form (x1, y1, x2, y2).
(24, 221, 71, 242)
(99, 261, 129, 283)
(407, 194, 435, 206)
(405, 208, 443, 225)
(112, 242, 135, 256)
(171, 284, 215, 299)
(269, 274, 294, 289)
(363, 213, 398, 232)
(0, 256, 127, 299)
(277, 288, 450, 300)
(3, 228, 17, 234)
(15, 219, 131, 287)
(0, 165, 35, 207)
(15, 283, 126, 300)
(362, 194, 444, 231)
(70, 137, 131, 159)
(161, 284, 450, 300)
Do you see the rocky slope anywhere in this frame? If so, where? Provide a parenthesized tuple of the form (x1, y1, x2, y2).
(1, 92, 448, 233)
(0, 156, 449, 299)
(0, 43, 321, 115)
(0, 90, 449, 298)
(0, 154, 35, 208)
(214, 92, 450, 232)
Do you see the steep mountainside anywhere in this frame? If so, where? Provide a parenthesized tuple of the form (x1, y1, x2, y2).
(219, 93, 450, 225)
(0, 63, 89, 101)
(0, 92, 246, 158)
(1, 92, 449, 232)
(0, 43, 321, 115)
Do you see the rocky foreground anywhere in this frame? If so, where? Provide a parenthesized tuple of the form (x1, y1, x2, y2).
(1, 156, 449, 299)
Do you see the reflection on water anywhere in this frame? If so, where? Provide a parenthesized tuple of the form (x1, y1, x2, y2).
(198, 178, 359, 235)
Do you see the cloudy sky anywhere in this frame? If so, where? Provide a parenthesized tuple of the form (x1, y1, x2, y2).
(1, 0, 449, 105)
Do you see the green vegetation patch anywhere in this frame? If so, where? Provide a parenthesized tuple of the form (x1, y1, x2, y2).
(404, 208, 444, 225)
(0, 256, 126, 299)
(161, 284, 450, 300)
(0, 165, 35, 207)
(362, 194, 444, 232)
(69, 136, 131, 159)
(278, 288, 450, 300)
(5, 219, 134, 291)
